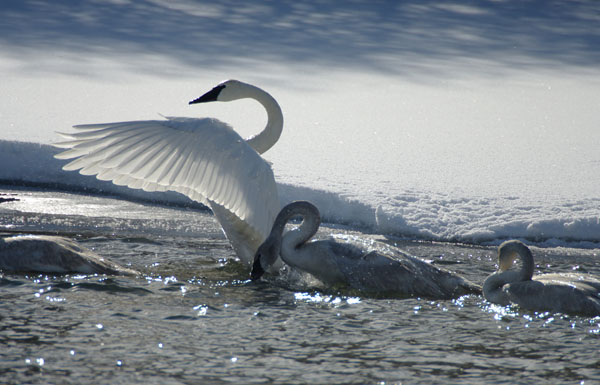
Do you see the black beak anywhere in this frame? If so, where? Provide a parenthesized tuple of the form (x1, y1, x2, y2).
(250, 256, 265, 281)
(189, 84, 225, 104)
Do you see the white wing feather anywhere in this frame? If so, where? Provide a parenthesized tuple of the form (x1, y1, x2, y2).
(54, 117, 279, 251)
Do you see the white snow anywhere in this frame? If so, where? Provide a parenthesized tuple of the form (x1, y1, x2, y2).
(1, 1, 599, 246)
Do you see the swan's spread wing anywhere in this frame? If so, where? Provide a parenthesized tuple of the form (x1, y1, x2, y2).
(54, 117, 279, 239)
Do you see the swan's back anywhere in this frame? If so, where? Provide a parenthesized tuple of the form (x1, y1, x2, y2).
(341, 249, 480, 299)
(0, 235, 137, 275)
(534, 273, 600, 291)
(504, 274, 600, 316)
(297, 238, 480, 299)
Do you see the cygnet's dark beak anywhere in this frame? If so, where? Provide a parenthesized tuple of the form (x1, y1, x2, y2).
(189, 84, 225, 104)
(250, 254, 265, 281)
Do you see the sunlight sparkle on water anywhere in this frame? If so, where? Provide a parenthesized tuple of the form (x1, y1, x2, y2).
(486, 302, 519, 321)
(294, 292, 361, 305)
(452, 295, 469, 308)
(25, 358, 45, 366)
(45, 295, 66, 303)
(163, 276, 178, 284)
(193, 304, 208, 316)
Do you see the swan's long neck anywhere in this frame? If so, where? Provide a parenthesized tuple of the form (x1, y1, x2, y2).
(483, 241, 535, 305)
(483, 270, 522, 306)
(251, 201, 320, 279)
(276, 201, 321, 253)
(243, 85, 283, 155)
(498, 241, 534, 281)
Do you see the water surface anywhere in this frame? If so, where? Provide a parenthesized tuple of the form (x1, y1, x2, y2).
(1, 188, 599, 384)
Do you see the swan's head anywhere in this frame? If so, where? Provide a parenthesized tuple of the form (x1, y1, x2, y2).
(250, 234, 280, 281)
(189, 80, 248, 104)
(498, 250, 518, 272)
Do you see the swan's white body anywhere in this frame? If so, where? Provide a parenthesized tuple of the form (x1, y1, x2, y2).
(54, 80, 282, 266)
(0, 235, 137, 275)
(483, 240, 600, 316)
(252, 201, 481, 299)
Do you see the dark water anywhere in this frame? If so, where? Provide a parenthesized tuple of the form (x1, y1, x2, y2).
(1, 188, 599, 384)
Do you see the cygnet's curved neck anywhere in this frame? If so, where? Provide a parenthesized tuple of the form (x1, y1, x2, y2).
(242, 84, 283, 155)
(483, 241, 535, 305)
(498, 240, 534, 281)
(483, 269, 522, 305)
(251, 201, 320, 280)
(271, 201, 320, 251)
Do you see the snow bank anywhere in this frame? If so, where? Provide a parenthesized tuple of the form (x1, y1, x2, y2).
(2, 140, 598, 247)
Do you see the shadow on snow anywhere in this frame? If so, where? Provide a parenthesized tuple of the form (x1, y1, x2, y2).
(1, 0, 599, 79)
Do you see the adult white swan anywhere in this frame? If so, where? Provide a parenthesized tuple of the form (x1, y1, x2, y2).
(54, 80, 282, 267)
(251, 201, 481, 299)
(0, 235, 138, 275)
(483, 240, 600, 316)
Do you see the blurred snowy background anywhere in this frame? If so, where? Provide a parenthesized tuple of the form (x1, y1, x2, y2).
(1, 0, 599, 245)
